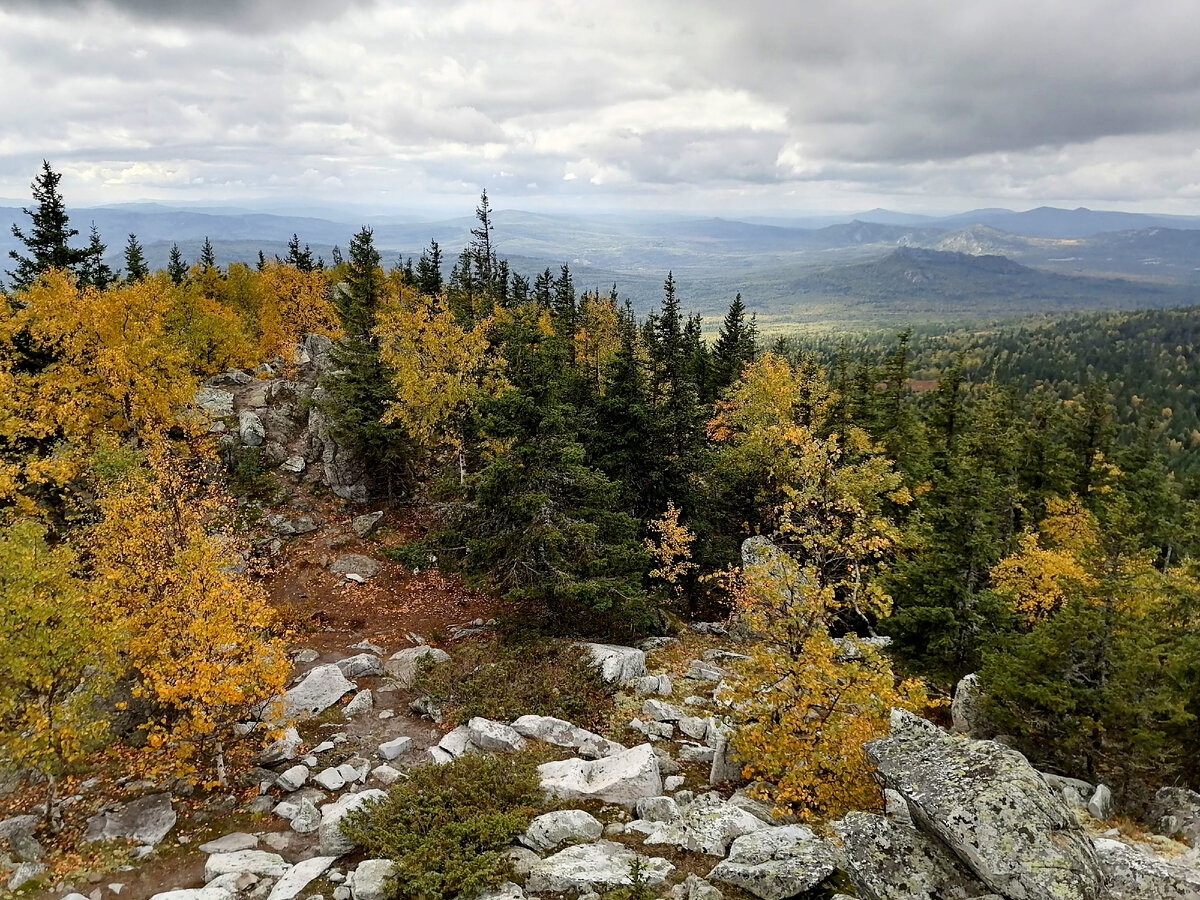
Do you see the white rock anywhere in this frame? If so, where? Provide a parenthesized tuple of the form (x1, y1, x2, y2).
(377, 736, 414, 761)
(581, 643, 647, 683)
(290, 798, 321, 834)
(352, 511, 385, 539)
(472, 882, 525, 900)
(707, 826, 838, 900)
(1088, 784, 1114, 820)
(468, 717, 527, 752)
(204, 849, 289, 882)
(337, 654, 386, 678)
(371, 765, 404, 785)
(511, 714, 626, 758)
(282, 664, 356, 720)
(520, 809, 604, 851)
(281, 455, 306, 473)
(276, 765, 310, 793)
(314, 767, 347, 791)
(344, 690, 374, 716)
(238, 410, 265, 446)
(636, 796, 682, 823)
(351, 858, 396, 900)
(526, 841, 674, 893)
(198, 833, 259, 854)
(1093, 837, 1200, 899)
(643, 699, 686, 722)
(539, 743, 663, 807)
(267, 856, 337, 900)
(645, 793, 769, 856)
(438, 725, 477, 757)
(319, 790, 387, 857)
(427, 747, 454, 765)
(678, 716, 710, 740)
(384, 646, 451, 688)
(665, 776, 686, 792)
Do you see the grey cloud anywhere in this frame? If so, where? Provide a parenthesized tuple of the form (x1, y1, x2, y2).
(0, 0, 376, 29)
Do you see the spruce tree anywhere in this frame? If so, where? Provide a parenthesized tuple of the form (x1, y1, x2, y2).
(415, 239, 443, 296)
(286, 233, 314, 271)
(7, 161, 89, 290)
(199, 237, 217, 273)
(167, 244, 188, 285)
(77, 223, 116, 291)
(711, 293, 757, 394)
(123, 233, 149, 282)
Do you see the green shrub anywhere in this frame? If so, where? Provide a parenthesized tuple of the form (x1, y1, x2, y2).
(381, 539, 437, 569)
(340, 753, 544, 900)
(413, 632, 615, 731)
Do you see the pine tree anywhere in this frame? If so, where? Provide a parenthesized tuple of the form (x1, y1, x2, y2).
(256, 250, 267, 271)
(199, 237, 217, 273)
(710, 293, 757, 394)
(415, 239, 443, 296)
(77, 223, 117, 291)
(7, 161, 89, 290)
(286, 233, 314, 271)
(470, 189, 497, 289)
(123, 233, 149, 282)
(167, 244, 187, 285)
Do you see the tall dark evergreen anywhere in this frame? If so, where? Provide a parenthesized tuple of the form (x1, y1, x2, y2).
(470, 189, 497, 290)
(123, 233, 149, 282)
(167, 244, 188, 285)
(415, 239, 443, 296)
(199, 237, 217, 273)
(7, 161, 89, 290)
(77, 223, 116, 291)
(286, 233, 315, 271)
(710, 293, 757, 395)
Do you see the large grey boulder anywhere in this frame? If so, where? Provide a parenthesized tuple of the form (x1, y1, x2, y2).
(238, 410, 266, 446)
(84, 793, 176, 845)
(266, 855, 336, 900)
(319, 789, 387, 857)
(644, 792, 770, 856)
(0, 814, 43, 862)
(520, 809, 604, 852)
(511, 714, 626, 758)
(468, 717, 527, 752)
(1093, 837, 1200, 899)
(950, 673, 995, 738)
(708, 728, 747, 786)
(330, 554, 382, 580)
(385, 646, 450, 688)
(282, 664, 356, 720)
(308, 385, 374, 503)
(352, 511, 385, 538)
(337, 653, 386, 678)
(706, 825, 837, 900)
(204, 848, 289, 881)
(526, 841, 674, 892)
(832, 811, 990, 900)
(581, 643, 647, 683)
(864, 709, 1107, 900)
(303, 333, 335, 374)
(1150, 786, 1200, 845)
(194, 387, 235, 417)
(538, 743, 662, 807)
(351, 858, 397, 900)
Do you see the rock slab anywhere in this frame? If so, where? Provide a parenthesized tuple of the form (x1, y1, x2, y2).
(538, 743, 662, 807)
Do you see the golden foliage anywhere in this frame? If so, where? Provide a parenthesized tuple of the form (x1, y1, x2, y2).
(254, 262, 339, 359)
(645, 501, 698, 598)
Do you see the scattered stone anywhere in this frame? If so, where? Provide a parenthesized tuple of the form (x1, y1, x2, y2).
(670, 874, 724, 900)
(330, 555, 382, 580)
(344, 690, 374, 716)
(539, 743, 663, 807)
(654, 747, 681, 776)
(427, 747, 454, 765)
(630, 718, 674, 740)
(678, 743, 716, 765)
(267, 856, 336, 900)
(708, 729, 746, 786)
(338, 759, 369, 784)
(314, 768, 347, 791)
(1088, 784, 1114, 820)
(276, 765, 310, 793)
(520, 809, 605, 851)
(199, 833, 259, 854)
(194, 387, 235, 416)
(950, 672, 993, 737)
(280, 455, 306, 474)
(833, 811, 990, 900)
(511, 714, 626, 758)
(636, 796, 682, 823)
(864, 709, 1106, 900)
(645, 793, 769, 856)
(726, 789, 776, 824)
(350, 858, 396, 900)
(664, 775, 686, 792)
(707, 825, 837, 900)
(473, 883, 525, 900)
(349, 639, 386, 654)
(581, 643, 647, 683)
(678, 716, 710, 740)
(319, 790, 387, 857)
(337, 654, 385, 678)
(7, 861, 46, 891)
(204, 849, 289, 882)
(686, 660, 728, 682)
(84, 793, 176, 846)
(293, 649, 321, 664)
(290, 798, 321, 835)
(635, 674, 673, 696)
(378, 710, 394, 720)
(701, 649, 751, 663)
(438, 725, 477, 758)
(384, 646, 451, 688)
(377, 736, 414, 761)
(642, 699, 686, 722)
(526, 841, 674, 893)
(371, 765, 403, 786)
(273, 800, 300, 820)
(1150, 786, 1200, 845)
(351, 511, 385, 539)
(282, 665, 356, 720)
(468, 717, 527, 752)
(507, 847, 541, 878)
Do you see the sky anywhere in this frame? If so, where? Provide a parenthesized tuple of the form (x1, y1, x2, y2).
(2, 0, 1200, 217)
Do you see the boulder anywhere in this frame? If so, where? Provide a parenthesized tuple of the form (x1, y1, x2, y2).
(643, 699, 686, 722)
(319, 789, 387, 857)
(538, 743, 662, 807)
(281, 455, 306, 474)
(473, 883, 525, 900)
(635, 674, 673, 696)
(438, 724, 478, 757)
(833, 811, 990, 900)
(511, 714, 626, 758)
(351, 858, 396, 900)
(708, 728, 746, 786)
(637, 796, 682, 823)
(308, 387, 375, 503)
(468, 717, 527, 752)
(345, 689, 374, 716)
(238, 410, 266, 446)
(7, 862, 46, 891)
(199, 833, 259, 854)
(352, 511, 385, 538)
(258, 726, 303, 765)
(314, 767, 347, 791)
(706, 825, 837, 900)
(1088, 784, 1114, 820)
(526, 841, 674, 893)
(864, 709, 1107, 900)
(377, 736, 413, 761)
(194, 387, 235, 416)
(337, 653, 386, 678)
(1150, 786, 1200, 845)
(289, 798, 320, 834)
(204, 849, 289, 881)
(950, 673, 995, 737)
(687, 659, 729, 682)
(0, 814, 42, 862)
(1093, 837, 1200, 899)
(282, 664, 356, 720)
(84, 792, 176, 845)
(385, 646, 450, 688)
(330, 554, 382, 580)
(304, 333, 334, 373)
(520, 809, 604, 851)
(581, 643, 647, 683)
(266, 855, 336, 900)
(644, 792, 770, 856)
(670, 874, 724, 900)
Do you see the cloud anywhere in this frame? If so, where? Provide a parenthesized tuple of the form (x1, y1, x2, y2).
(0, 0, 1198, 212)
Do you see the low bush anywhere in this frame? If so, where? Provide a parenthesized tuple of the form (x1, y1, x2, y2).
(339, 752, 544, 900)
(413, 632, 614, 731)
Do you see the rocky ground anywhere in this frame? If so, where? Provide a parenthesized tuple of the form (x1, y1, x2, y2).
(5, 342, 1200, 899)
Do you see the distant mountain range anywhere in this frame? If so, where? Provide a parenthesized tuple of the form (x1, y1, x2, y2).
(1, 202, 1198, 327)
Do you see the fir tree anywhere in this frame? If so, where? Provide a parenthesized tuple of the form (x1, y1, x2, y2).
(167, 244, 188, 285)
(711, 293, 757, 394)
(8, 161, 89, 290)
(199, 237, 217, 273)
(123, 233, 149, 282)
(415, 239, 443, 296)
(77, 223, 117, 291)
(286, 233, 314, 271)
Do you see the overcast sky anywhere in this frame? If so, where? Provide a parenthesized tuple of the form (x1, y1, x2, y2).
(2, 0, 1199, 216)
